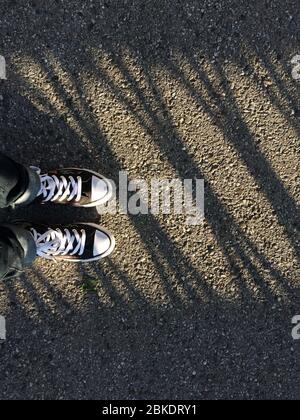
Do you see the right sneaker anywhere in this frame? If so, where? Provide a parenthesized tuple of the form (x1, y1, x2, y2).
(26, 222, 115, 262)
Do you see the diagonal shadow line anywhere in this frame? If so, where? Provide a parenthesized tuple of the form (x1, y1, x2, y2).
(12, 51, 294, 302)
(241, 57, 300, 141)
(9, 63, 98, 169)
(181, 46, 299, 201)
(79, 263, 129, 305)
(5, 73, 216, 310)
(213, 59, 299, 253)
(3, 273, 58, 324)
(38, 54, 216, 304)
(145, 64, 296, 298)
(33, 53, 217, 304)
(63, 52, 260, 303)
(178, 0, 299, 120)
(105, 52, 295, 300)
(91, 257, 192, 309)
(86, 47, 296, 300)
(222, 50, 300, 144)
(104, 260, 150, 306)
(258, 51, 300, 116)
(164, 54, 299, 259)
(36, 59, 99, 154)
(31, 267, 74, 312)
(0, 277, 55, 342)
(129, 214, 220, 305)
(9, 63, 61, 118)
(85, 49, 157, 141)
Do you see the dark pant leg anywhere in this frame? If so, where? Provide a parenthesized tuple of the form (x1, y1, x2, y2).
(0, 152, 29, 207)
(0, 225, 36, 280)
(0, 152, 40, 208)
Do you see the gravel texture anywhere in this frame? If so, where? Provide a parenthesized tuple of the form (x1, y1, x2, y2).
(0, 0, 299, 400)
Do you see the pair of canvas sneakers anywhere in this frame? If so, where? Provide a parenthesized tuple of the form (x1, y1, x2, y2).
(13, 166, 115, 263)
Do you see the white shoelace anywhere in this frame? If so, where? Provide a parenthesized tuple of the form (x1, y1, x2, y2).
(31, 228, 87, 260)
(32, 167, 83, 203)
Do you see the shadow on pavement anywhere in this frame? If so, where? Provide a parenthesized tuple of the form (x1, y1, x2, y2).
(0, 0, 299, 400)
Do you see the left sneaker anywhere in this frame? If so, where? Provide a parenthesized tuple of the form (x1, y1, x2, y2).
(28, 222, 115, 262)
(32, 167, 113, 208)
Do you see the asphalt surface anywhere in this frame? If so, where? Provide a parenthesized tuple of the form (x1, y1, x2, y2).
(0, 0, 299, 400)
